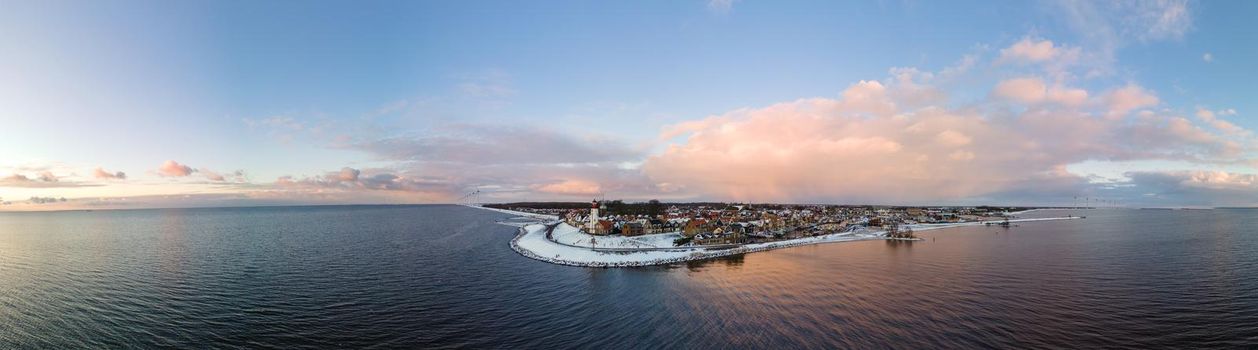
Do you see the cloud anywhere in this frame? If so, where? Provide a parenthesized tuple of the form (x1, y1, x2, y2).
(0, 173, 99, 188)
(1055, 0, 1194, 43)
(1122, 170, 1258, 207)
(1049, 0, 1195, 76)
(1102, 84, 1159, 117)
(534, 179, 602, 196)
(641, 61, 1252, 204)
(935, 130, 973, 147)
(998, 37, 1076, 63)
(157, 160, 196, 177)
(1195, 108, 1248, 136)
(336, 167, 360, 182)
(1121, 0, 1193, 41)
(353, 124, 640, 166)
(456, 70, 516, 107)
(342, 122, 669, 201)
(204, 171, 225, 182)
(27, 196, 67, 204)
(93, 167, 126, 180)
(992, 78, 1048, 104)
(201, 169, 246, 183)
(243, 115, 304, 131)
(1203, 52, 1213, 62)
(707, 0, 735, 13)
(13, 26, 1245, 209)
(154, 161, 240, 182)
(273, 167, 457, 198)
(1179, 170, 1258, 190)
(991, 77, 1089, 106)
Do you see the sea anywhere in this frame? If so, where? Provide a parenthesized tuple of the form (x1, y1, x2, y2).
(1, 205, 1256, 349)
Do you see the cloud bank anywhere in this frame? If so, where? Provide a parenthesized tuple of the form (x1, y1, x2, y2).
(640, 39, 1254, 206)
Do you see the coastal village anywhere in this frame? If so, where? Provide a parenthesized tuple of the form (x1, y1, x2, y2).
(490, 200, 1030, 247)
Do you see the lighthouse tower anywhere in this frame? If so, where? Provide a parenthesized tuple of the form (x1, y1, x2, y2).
(588, 199, 600, 232)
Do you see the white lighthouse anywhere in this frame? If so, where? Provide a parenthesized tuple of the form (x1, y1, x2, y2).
(588, 199, 600, 232)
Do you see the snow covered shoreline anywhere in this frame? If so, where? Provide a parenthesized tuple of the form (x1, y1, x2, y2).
(508, 223, 887, 268)
(471, 204, 1081, 268)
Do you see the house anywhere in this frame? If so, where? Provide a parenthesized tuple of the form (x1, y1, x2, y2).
(644, 218, 672, 234)
(621, 222, 645, 236)
(682, 219, 712, 237)
(693, 226, 744, 245)
(762, 213, 785, 230)
(589, 220, 614, 235)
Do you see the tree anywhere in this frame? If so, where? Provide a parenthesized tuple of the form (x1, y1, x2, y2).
(647, 199, 662, 217)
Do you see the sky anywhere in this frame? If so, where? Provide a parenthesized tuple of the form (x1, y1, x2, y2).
(2, 0, 1257, 210)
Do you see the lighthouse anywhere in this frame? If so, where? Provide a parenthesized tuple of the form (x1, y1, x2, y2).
(588, 199, 600, 233)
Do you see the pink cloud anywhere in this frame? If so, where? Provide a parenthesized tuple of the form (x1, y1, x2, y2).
(642, 68, 1250, 204)
(93, 167, 126, 180)
(336, 167, 360, 181)
(1195, 108, 1249, 136)
(201, 169, 245, 182)
(157, 160, 196, 177)
(643, 100, 1038, 203)
(992, 78, 1048, 104)
(1103, 84, 1159, 118)
(1180, 170, 1257, 190)
(1000, 38, 1057, 62)
(534, 179, 602, 196)
(0, 173, 98, 188)
(991, 77, 1089, 106)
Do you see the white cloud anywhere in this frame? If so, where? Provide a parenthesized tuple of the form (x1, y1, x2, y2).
(1049, 0, 1196, 77)
(1123, 0, 1193, 41)
(707, 0, 735, 13)
(1203, 52, 1213, 62)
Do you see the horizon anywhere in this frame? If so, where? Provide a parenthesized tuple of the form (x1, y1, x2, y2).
(1, 200, 1248, 214)
(5, 0, 1258, 211)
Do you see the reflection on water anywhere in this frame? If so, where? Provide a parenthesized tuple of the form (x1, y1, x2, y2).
(2, 207, 1257, 348)
(684, 253, 746, 270)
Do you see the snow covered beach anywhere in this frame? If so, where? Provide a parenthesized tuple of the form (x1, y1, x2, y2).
(469, 204, 1083, 267)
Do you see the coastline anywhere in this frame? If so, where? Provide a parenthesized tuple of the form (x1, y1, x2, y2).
(468, 204, 1082, 268)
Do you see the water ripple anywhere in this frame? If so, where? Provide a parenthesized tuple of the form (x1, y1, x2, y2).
(2, 206, 1257, 348)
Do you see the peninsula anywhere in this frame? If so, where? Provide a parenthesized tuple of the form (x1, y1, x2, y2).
(473, 201, 1084, 267)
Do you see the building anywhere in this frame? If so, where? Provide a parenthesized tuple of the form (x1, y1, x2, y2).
(586, 200, 608, 235)
(644, 218, 672, 234)
(621, 222, 644, 236)
(594, 220, 614, 235)
(682, 219, 712, 237)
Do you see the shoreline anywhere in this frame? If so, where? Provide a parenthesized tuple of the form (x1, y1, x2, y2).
(468, 204, 1082, 268)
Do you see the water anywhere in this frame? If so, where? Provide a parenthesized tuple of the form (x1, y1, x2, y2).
(2, 205, 1257, 348)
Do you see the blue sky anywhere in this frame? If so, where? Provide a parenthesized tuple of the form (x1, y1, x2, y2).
(2, 0, 1256, 209)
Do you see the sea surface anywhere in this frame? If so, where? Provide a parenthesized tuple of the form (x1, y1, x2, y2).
(2, 205, 1256, 349)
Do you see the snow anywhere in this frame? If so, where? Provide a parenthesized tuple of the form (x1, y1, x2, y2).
(548, 223, 683, 249)
(508, 222, 886, 267)
(511, 224, 703, 267)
